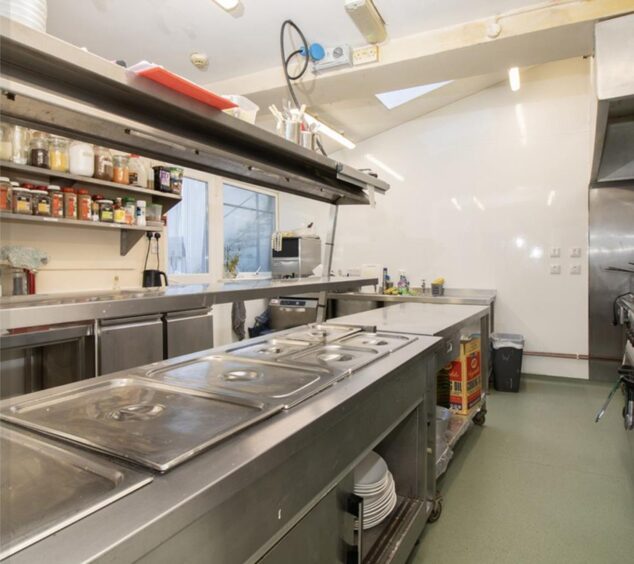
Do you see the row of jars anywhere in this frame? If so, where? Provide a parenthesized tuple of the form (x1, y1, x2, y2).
(0, 177, 148, 226)
(0, 125, 149, 187)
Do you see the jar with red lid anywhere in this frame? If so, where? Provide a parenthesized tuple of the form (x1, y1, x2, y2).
(31, 189, 51, 216)
(47, 185, 64, 218)
(77, 189, 91, 221)
(62, 187, 77, 219)
(91, 194, 103, 222)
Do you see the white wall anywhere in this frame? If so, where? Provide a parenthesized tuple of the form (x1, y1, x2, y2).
(331, 58, 594, 379)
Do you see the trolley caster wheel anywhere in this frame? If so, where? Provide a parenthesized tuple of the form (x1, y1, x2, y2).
(429, 500, 443, 523)
(473, 411, 486, 426)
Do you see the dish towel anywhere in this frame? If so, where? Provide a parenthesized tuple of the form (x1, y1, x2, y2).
(232, 301, 247, 341)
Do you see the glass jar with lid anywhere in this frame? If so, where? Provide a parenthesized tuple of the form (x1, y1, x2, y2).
(62, 187, 77, 219)
(10, 126, 30, 165)
(113, 197, 126, 224)
(93, 146, 113, 181)
(0, 177, 11, 212)
(98, 199, 114, 223)
(77, 189, 91, 221)
(29, 132, 49, 168)
(112, 154, 130, 184)
(0, 124, 13, 161)
(12, 188, 32, 215)
(49, 135, 70, 172)
(48, 185, 64, 218)
(31, 189, 51, 216)
(69, 141, 94, 176)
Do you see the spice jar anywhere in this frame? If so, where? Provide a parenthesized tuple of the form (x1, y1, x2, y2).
(62, 187, 77, 219)
(47, 185, 64, 218)
(98, 199, 114, 223)
(93, 147, 113, 181)
(10, 126, 30, 165)
(123, 197, 136, 225)
(113, 197, 126, 224)
(49, 135, 69, 172)
(0, 177, 11, 212)
(112, 154, 129, 184)
(32, 189, 51, 216)
(29, 132, 49, 168)
(0, 124, 13, 161)
(12, 187, 32, 215)
(69, 141, 94, 176)
(77, 189, 91, 221)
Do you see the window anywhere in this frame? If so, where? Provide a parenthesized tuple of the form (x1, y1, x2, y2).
(223, 183, 276, 274)
(168, 176, 209, 275)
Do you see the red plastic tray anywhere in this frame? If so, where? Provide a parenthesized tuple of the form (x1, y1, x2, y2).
(136, 66, 237, 111)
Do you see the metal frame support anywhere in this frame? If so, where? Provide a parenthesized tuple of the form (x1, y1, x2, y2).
(316, 204, 339, 322)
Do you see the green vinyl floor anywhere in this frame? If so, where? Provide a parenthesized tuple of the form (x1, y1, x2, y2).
(410, 375, 634, 564)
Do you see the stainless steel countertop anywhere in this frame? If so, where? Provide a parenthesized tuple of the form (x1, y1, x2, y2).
(328, 302, 490, 337)
(0, 277, 377, 330)
(3, 329, 442, 563)
(329, 288, 496, 306)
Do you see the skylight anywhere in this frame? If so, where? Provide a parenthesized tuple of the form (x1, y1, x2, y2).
(375, 81, 453, 110)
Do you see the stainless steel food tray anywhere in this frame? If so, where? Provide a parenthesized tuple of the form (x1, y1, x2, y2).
(145, 354, 343, 409)
(0, 425, 152, 559)
(0, 376, 280, 472)
(226, 338, 313, 360)
(285, 344, 386, 376)
(338, 332, 417, 354)
(284, 323, 361, 343)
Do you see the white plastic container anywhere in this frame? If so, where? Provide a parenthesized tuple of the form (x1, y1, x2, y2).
(128, 155, 148, 188)
(135, 200, 146, 226)
(222, 95, 259, 124)
(69, 141, 94, 176)
(0, 0, 47, 32)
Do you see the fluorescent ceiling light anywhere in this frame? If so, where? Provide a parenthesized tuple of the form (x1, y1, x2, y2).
(364, 154, 404, 182)
(376, 81, 452, 110)
(451, 198, 462, 211)
(303, 114, 356, 149)
(344, 0, 387, 44)
(515, 237, 526, 249)
(472, 196, 485, 211)
(508, 67, 520, 91)
(212, 0, 241, 11)
(547, 190, 556, 207)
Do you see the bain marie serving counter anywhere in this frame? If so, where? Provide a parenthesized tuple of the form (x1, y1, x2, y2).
(1, 322, 443, 563)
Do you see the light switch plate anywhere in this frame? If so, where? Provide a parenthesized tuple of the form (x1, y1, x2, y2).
(570, 247, 582, 258)
(550, 247, 561, 258)
(550, 264, 561, 275)
(570, 264, 581, 275)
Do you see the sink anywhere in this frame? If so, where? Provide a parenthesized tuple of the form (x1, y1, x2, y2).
(0, 425, 152, 559)
(145, 355, 338, 408)
(0, 376, 280, 472)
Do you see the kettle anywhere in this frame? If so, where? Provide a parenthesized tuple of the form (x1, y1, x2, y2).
(142, 269, 168, 288)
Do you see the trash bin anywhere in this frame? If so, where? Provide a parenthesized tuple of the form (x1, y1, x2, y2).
(491, 333, 524, 392)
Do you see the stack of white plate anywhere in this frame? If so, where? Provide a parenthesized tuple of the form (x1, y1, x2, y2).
(353, 451, 397, 530)
(0, 0, 47, 32)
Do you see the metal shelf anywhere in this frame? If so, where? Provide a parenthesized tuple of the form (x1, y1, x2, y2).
(0, 161, 181, 210)
(0, 17, 389, 205)
(0, 212, 161, 256)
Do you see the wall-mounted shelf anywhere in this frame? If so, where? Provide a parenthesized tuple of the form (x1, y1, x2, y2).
(0, 161, 181, 211)
(0, 212, 162, 256)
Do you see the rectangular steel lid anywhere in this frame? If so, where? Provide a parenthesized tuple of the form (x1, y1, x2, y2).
(0, 377, 280, 472)
(0, 425, 152, 559)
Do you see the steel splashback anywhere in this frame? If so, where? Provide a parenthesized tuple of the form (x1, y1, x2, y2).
(0, 425, 152, 559)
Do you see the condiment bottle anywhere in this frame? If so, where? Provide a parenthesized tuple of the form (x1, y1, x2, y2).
(113, 197, 126, 224)
(69, 141, 94, 176)
(77, 189, 91, 221)
(29, 132, 49, 168)
(98, 199, 114, 223)
(123, 197, 136, 224)
(49, 135, 70, 172)
(93, 147, 113, 181)
(0, 177, 11, 212)
(32, 189, 51, 216)
(135, 200, 146, 226)
(12, 187, 32, 215)
(91, 194, 103, 222)
(47, 185, 64, 218)
(112, 154, 130, 184)
(62, 187, 77, 219)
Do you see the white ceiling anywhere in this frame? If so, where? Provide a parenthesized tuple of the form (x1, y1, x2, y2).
(47, 0, 539, 83)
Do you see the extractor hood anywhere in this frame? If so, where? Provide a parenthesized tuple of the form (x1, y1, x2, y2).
(590, 13, 634, 185)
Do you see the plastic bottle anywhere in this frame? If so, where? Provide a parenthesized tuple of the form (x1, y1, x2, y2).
(135, 200, 146, 226)
(128, 155, 148, 188)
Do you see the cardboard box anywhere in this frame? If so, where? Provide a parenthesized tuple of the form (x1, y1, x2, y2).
(448, 336, 482, 415)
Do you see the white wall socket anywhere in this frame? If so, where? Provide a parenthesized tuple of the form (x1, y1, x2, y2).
(352, 44, 380, 66)
(550, 247, 561, 258)
(570, 264, 581, 275)
(570, 247, 582, 258)
(550, 264, 561, 275)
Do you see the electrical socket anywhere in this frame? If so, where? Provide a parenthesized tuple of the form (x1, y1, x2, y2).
(570, 247, 582, 258)
(549, 247, 561, 258)
(550, 264, 561, 275)
(570, 264, 581, 275)
(352, 44, 380, 66)
(312, 45, 352, 73)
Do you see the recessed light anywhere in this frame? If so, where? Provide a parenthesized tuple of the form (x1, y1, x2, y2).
(508, 67, 520, 91)
(212, 0, 241, 12)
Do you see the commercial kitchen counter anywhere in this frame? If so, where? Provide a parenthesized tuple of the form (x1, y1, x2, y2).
(1, 326, 443, 563)
(329, 288, 497, 306)
(0, 276, 376, 330)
